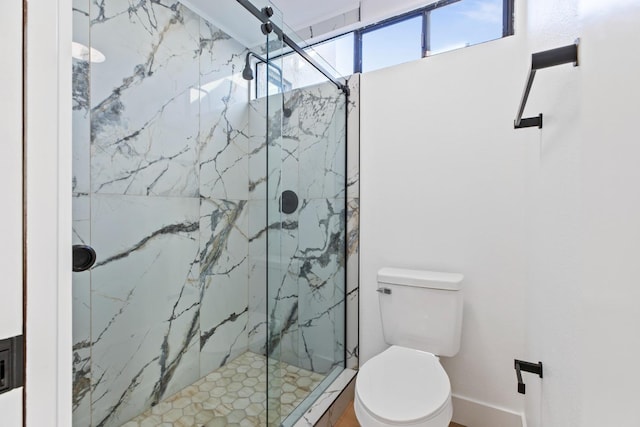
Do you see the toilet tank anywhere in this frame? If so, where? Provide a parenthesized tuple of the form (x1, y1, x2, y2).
(378, 268, 464, 357)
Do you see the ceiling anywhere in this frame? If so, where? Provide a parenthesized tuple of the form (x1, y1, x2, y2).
(182, 0, 433, 48)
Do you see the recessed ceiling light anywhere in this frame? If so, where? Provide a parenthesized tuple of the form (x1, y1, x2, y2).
(72, 42, 106, 63)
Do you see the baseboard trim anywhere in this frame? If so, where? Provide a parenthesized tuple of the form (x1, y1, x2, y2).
(451, 394, 525, 427)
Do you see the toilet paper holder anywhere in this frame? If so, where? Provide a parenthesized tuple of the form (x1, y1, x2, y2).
(514, 359, 543, 394)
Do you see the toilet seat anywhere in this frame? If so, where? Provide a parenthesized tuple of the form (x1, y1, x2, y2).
(355, 346, 452, 426)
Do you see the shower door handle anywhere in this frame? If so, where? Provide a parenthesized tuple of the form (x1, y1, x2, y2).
(73, 245, 97, 272)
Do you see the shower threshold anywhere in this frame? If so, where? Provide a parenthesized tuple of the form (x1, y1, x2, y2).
(123, 351, 325, 427)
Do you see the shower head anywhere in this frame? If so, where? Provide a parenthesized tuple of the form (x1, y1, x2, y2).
(242, 52, 254, 80)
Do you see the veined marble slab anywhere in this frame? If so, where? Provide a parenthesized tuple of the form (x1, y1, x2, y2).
(72, 5, 92, 425)
(346, 75, 360, 199)
(72, 219, 92, 427)
(90, 194, 200, 426)
(198, 18, 250, 201)
(199, 197, 249, 375)
(90, 2, 200, 198)
(72, 0, 90, 197)
(346, 198, 360, 370)
(296, 86, 346, 200)
(296, 198, 346, 373)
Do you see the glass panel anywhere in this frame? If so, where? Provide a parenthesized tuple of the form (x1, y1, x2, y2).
(71, 1, 92, 424)
(430, 0, 504, 55)
(278, 80, 347, 427)
(265, 3, 286, 426)
(73, 0, 347, 425)
(257, 30, 352, 96)
(361, 15, 423, 72)
(264, 8, 348, 426)
(75, 0, 267, 425)
(280, 33, 354, 90)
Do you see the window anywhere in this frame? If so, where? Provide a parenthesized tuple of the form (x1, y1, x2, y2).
(361, 16, 423, 73)
(355, 0, 513, 72)
(256, 0, 514, 95)
(429, 0, 505, 55)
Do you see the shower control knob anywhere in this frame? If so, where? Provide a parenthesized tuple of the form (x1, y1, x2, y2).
(73, 244, 97, 272)
(280, 190, 299, 214)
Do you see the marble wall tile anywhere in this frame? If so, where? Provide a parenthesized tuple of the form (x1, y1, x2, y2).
(248, 82, 348, 202)
(345, 75, 360, 370)
(280, 95, 301, 198)
(346, 198, 359, 369)
(298, 89, 346, 201)
(73, 194, 91, 222)
(267, 255, 301, 365)
(72, 0, 90, 196)
(247, 100, 269, 200)
(247, 79, 357, 377)
(247, 199, 267, 353)
(346, 75, 360, 200)
(89, 194, 200, 427)
(198, 19, 250, 200)
(282, 85, 347, 201)
(90, 2, 200, 197)
(264, 200, 301, 361)
(72, 3, 92, 424)
(296, 198, 346, 373)
(72, 219, 92, 427)
(248, 94, 300, 201)
(199, 198, 249, 375)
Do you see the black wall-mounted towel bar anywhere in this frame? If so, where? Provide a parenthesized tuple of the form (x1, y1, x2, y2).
(514, 40, 579, 129)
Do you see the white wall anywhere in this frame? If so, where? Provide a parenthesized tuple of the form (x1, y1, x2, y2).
(0, 0, 24, 425)
(522, 0, 582, 425)
(360, 33, 530, 419)
(361, 0, 640, 425)
(524, 0, 640, 426)
(25, 0, 73, 425)
(0, 0, 24, 341)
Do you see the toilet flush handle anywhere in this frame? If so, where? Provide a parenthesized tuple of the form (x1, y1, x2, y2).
(376, 288, 392, 295)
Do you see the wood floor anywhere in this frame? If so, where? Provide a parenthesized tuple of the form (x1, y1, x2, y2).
(335, 401, 465, 427)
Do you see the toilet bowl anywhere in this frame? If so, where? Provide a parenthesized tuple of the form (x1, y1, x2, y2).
(354, 346, 452, 427)
(354, 268, 464, 427)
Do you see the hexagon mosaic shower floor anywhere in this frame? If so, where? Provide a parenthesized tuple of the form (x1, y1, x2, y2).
(123, 351, 325, 427)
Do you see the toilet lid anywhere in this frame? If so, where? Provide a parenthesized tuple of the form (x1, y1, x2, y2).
(357, 346, 451, 424)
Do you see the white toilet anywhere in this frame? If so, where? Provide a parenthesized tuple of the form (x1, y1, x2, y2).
(354, 268, 464, 427)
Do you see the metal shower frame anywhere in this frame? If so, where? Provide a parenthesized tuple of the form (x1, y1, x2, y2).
(236, 0, 350, 96)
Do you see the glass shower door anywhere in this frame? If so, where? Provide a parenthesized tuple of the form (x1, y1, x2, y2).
(263, 4, 286, 426)
(263, 10, 348, 424)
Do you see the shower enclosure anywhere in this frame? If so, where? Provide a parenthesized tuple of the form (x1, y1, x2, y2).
(71, 0, 350, 426)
